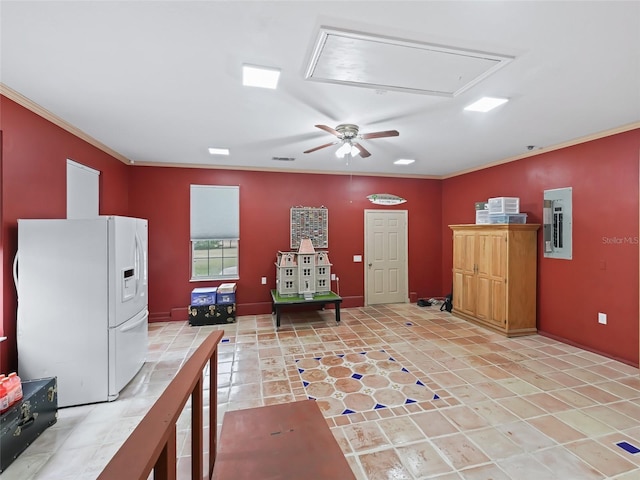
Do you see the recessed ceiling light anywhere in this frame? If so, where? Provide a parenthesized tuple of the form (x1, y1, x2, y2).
(394, 159, 415, 165)
(242, 64, 281, 89)
(464, 96, 509, 112)
(208, 147, 230, 155)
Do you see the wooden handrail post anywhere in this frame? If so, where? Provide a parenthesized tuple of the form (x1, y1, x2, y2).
(155, 424, 177, 480)
(209, 347, 218, 479)
(192, 375, 203, 480)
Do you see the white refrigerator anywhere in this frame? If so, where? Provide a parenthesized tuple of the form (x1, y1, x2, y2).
(15, 216, 148, 407)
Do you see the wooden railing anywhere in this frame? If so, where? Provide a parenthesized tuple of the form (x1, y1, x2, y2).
(98, 330, 224, 480)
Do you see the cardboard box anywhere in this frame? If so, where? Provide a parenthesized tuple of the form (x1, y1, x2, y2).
(216, 283, 237, 304)
(217, 283, 236, 294)
(190, 287, 217, 305)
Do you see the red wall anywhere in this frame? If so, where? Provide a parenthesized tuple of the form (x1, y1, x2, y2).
(128, 167, 443, 320)
(441, 130, 640, 365)
(0, 96, 131, 372)
(3, 95, 639, 371)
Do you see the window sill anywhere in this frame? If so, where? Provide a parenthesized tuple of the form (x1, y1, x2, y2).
(190, 277, 239, 283)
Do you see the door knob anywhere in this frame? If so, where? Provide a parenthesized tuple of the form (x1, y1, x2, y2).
(368, 263, 372, 267)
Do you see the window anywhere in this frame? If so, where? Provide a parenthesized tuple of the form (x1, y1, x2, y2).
(190, 185, 239, 280)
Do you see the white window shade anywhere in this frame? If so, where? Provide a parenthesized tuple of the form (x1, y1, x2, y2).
(190, 185, 239, 239)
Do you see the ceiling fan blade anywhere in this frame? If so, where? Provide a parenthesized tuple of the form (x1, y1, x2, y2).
(315, 124, 342, 137)
(360, 130, 400, 140)
(303, 141, 338, 154)
(353, 143, 371, 158)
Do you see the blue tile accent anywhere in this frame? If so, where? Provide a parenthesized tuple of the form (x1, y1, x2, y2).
(617, 441, 640, 454)
(295, 350, 439, 416)
(221, 338, 230, 343)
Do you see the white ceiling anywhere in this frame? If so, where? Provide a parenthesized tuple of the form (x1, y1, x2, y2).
(1, 1, 639, 177)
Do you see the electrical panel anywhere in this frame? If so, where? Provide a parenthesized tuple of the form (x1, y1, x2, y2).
(543, 187, 572, 260)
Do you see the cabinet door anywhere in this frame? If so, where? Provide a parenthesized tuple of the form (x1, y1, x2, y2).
(453, 231, 476, 315)
(486, 232, 508, 326)
(474, 232, 493, 321)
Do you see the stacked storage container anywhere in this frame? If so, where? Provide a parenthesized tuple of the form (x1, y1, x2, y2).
(487, 197, 527, 223)
(215, 283, 237, 324)
(188, 287, 218, 325)
(475, 202, 489, 224)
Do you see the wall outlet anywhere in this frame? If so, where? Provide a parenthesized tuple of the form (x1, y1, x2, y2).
(261, 277, 267, 285)
(598, 312, 607, 325)
(331, 273, 336, 280)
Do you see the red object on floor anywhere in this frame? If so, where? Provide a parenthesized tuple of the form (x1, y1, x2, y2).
(213, 400, 355, 479)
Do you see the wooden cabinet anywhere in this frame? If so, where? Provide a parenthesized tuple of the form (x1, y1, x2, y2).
(450, 224, 539, 336)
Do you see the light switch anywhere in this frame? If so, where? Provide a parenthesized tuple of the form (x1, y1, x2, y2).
(261, 277, 267, 285)
(353, 255, 362, 262)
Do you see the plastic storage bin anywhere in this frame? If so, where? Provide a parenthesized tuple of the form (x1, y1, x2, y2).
(190, 287, 217, 306)
(475, 210, 490, 224)
(217, 283, 237, 304)
(488, 213, 528, 224)
(488, 197, 520, 214)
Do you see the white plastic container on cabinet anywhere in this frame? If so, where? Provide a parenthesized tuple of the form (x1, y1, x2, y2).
(488, 197, 520, 214)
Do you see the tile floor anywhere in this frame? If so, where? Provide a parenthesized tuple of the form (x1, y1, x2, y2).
(3, 304, 640, 479)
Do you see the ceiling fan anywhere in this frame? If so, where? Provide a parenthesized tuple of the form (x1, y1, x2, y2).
(303, 124, 399, 158)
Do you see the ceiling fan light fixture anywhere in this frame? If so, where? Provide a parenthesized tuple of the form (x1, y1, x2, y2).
(464, 96, 509, 112)
(394, 159, 415, 165)
(242, 64, 281, 89)
(335, 142, 352, 158)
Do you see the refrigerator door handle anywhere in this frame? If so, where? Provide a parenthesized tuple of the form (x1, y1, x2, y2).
(120, 309, 148, 332)
(134, 232, 141, 296)
(13, 251, 19, 293)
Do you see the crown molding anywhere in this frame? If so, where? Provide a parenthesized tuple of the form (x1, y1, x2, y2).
(1, 83, 132, 165)
(442, 121, 640, 179)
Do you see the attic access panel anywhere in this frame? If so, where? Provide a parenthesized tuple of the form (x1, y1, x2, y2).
(305, 27, 514, 97)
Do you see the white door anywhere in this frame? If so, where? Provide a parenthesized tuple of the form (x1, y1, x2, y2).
(365, 210, 408, 305)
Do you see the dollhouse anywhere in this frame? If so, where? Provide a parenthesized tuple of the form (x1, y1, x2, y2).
(275, 238, 332, 298)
